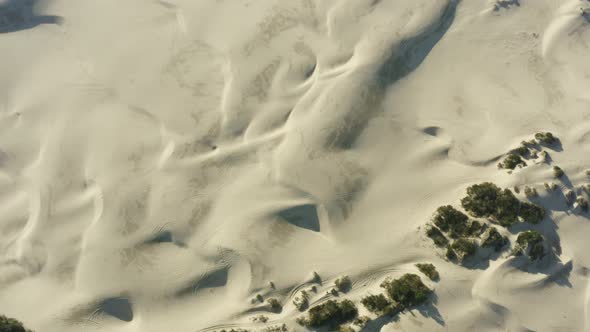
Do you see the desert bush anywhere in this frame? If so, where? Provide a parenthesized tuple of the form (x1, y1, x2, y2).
(252, 315, 269, 323)
(300, 299, 358, 328)
(519, 202, 545, 224)
(267, 298, 282, 313)
(465, 220, 485, 237)
(256, 294, 264, 302)
(426, 226, 449, 247)
(293, 290, 309, 311)
(500, 153, 526, 169)
(380, 274, 431, 309)
(334, 276, 352, 293)
(515, 230, 545, 260)
(0, 315, 33, 332)
(535, 132, 558, 145)
(353, 316, 370, 328)
(432, 205, 470, 238)
(577, 197, 589, 212)
(553, 166, 564, 179)
(445, 245, 456, 260)
(415, 263, 439, 281)
(361, 294, 390, 314)
(513, 186, 520, 193)
(461, 183, 521, 226)
(451, 239, 478, 261)
(481, 227, 508, 251)
(461, 182, 503, 217)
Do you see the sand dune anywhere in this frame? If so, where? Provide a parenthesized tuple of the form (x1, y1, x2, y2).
(1, 0, 590, 331)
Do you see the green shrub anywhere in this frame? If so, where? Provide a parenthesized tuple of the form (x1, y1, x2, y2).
(415, 263, 439, 281)
(301, 299, 358, 328)
(361, 294, 391, 314)
(577, 197, 589, 212)
(380, 274, 431, 309)
(465, 220, 485, 237)
(500, 153, 526, 169)
(445, 245, 456, 260)
(515, 231, 545, 260)
(565, 190, 576, 204)
(451, 239, 477, 261)
(334, 276, 352, 293)
(481, 227, 508, 251)
(493, 189, 521, 226)
(426, 226, 449, 247)
(519, 202, 545, 224)
(0, 315, 34, 332)
(535, 132, 558, 145)
(267, 298, 282, 313)
(432, 205, 470, 238)
(293, 290, 309, 311)
(461, 182, 503, 217)
(553, 166, 564, 179)
(513, 145, 529, 156)
(353, 316, 370, 328)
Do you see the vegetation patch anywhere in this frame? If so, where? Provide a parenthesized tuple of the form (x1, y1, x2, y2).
(361, 294, 391, 314)
(380, 274, 432, 309)
(297, 299, 358, 328)
(415, 263, 439, 281)
(267, 298, 282, 313)
(481, 227, 508, 251)
(334, 276, 352, 293)
(0, 315, 34, 332)
(450, 239, 478, 262)
(535, 132, 558, 146)
(499, 153, 526, 170)
(519, 202, 545, 224)
(553, 166, 564, 179)
(426, 226, 449, 247)
(293, 290, 309, 311)
(515, 230, 545, 260)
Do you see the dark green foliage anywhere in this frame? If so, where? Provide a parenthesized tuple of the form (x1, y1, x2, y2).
(465, 220, 485, 237)
(380, 274, 431, 309)
(415, 263, 439, 281)
(353, 316, 370, 328)
(451, 239, 477, 260)
(500, 153, 526, 169)
(426, 226, 449, 247)
(535, 132, 558, 145)
(0, 315, 33, 332)
(361, 294, 391, 314)
(461, 183, 543, 227)
(553, 166, 564, 179)
(461, 182, 503, 217)
(493, 189, 521, 226)
(516, 231, 545, 260)
(302, 299, 358, 328)
(519, 202, 545, 224)
(445, 245, 456, 260)
(334, 276, 352, 293)
(267, 298, 282, 313)
(513, 145, 529, 157)
(481, 227, 508, 251)
(382, 302, 404, 316)
(432, 205, 471, 238)
(577, 197, 589, 212)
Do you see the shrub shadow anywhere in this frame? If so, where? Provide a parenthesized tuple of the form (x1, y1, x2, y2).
(0, 0, 63, 33)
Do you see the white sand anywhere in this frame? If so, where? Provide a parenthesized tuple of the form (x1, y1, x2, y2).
(1, 0, 590, 331)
